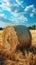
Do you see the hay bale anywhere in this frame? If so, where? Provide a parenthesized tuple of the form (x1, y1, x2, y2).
(13, 25, 31, 49)
(2, 26, 18, 59)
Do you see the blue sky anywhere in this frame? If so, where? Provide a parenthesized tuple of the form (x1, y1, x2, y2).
(0, 0, 36, 27)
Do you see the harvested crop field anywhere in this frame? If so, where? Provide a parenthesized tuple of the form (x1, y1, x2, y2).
(30, 30, 36, 47)
(0, 30, 3, 45)
(0, 30, 36, 65)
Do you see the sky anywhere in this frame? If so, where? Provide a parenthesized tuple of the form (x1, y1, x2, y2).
(0, 0, 36, 28)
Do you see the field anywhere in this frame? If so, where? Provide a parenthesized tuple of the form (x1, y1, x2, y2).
(0, 30, 36, 65)
(30, 30, 36, 47)
(0, 30, 3, 45)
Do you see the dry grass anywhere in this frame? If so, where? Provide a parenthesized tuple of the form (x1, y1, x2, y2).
(30, 30, 36, 47)
(3, 51, 36, 65)
(0, 30, 3, 46)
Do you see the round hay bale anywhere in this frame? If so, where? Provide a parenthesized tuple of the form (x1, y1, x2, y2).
(13, 25, 31, 49)
(2, 26, 18, 59)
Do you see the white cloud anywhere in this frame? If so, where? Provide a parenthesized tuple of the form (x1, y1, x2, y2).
(0, 0, 11, 12)
(32, 8, 36, 13)
(14, 10, 18, 13)
(0, 13, 5, 17)
(11, 3, 18, 7)
(0, 21, 6, 27)
(16, 0, 21, 5)
(20, 1, 23, 4)
(10, 15, 28, 24)
(24, 4, 36, 17)
(12, 11, 20, 17)
(32, 22, 36, 26)
(16, 0, 23, 8)
(2, 0, 10, 6)
(0, 4, 28, 24)
(18, 16, 28, 21)
(30, 13, 34, 17)
(0, 21, 13, 28)
(0, 9, 2, 12)
(0, 0, 28, 27)
(24, 5, 34, 12)
(0, 4, 11, 11)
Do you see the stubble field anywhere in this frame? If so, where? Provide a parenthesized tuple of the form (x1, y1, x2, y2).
(30, 30, 36, 47)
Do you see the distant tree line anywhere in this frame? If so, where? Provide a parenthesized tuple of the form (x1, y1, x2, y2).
(0, 25, 36, 30)
(28, 25, 36, 30)
(0, 27, 3, 30)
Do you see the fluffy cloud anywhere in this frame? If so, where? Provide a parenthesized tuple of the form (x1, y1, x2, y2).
(0, 13, 5, 17)
(0, 0, 28, 25)
(16, 0, 23, 6)
(0, 0, 24, 17)
(8, 14, 28, 24)
(0, 1, 11, 12)
(0, 21, 6, 27)
(24, 5, 34, 12)
(1, 0, 10, 6)
(24, 5, 36, 17)
(30, 13, 34, 17)
(0, 12, 28, 25)
(18, 15, 28, 21)
(0, 0, 36, 27)
(0, 21, 13, 28)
